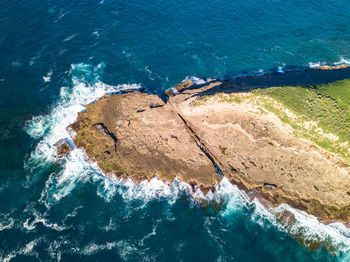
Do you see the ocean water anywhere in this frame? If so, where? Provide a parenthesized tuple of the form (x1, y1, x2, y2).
(1, 0, 350, 261)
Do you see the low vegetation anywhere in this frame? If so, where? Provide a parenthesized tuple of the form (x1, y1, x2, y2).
(253, 79, 350, 162)
(193, 79, 350, 162)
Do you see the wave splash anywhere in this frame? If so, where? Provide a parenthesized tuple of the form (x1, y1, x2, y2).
(25, 62, 140, 205)
(308, 57, 350, 68)
(24, 63, 350, 256)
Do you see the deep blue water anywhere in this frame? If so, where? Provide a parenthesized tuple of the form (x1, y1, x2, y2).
(1, 0, 350, 261)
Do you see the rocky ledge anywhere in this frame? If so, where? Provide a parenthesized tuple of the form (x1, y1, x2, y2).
(60, 67, 350, 230)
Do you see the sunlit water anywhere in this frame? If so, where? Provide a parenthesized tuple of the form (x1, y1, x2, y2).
(1, 0, 350, 261)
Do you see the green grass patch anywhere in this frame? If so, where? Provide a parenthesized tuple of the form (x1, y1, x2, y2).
(253, 79, 350, 161)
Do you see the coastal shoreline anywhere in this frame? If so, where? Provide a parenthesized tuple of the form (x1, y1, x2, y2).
(55, 65, 350, 250)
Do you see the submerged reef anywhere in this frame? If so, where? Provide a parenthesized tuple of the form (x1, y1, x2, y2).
(58, 66, 350, 243)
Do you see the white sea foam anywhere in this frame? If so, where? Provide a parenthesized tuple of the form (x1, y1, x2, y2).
(139, 224, 158, 246)
(277, 65, 285, 73)
(64, 205, 83, 221)
(25, 63, 140, 205)
(101, 217, 119, 232)
(23, 207, 68, 232)
(63, 33, 77, 42)
(250, 199, 286, 232)
(335, 57, 350, 65)
(26, 62, 139, 161)
(47, 239, 63, 262)
(213, 178, 248, 216)
(0, 217, 14, 231)
(0, 238, 41, 262)
(271, 204, 350, 252)
(308, 61, 322, 68)
(95, 176, 194, 206)
(74, 240, 137, 257)
(55, 9, 69, 22)
(25, 63, 350, 255)
(215, 179, 350, 253)
(43, 70, 53, 82)
(308, 57, 350, 68)
(144, 65, 161, 81)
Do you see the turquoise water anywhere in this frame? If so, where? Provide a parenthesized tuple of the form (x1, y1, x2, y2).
(1, 0, 350, 261)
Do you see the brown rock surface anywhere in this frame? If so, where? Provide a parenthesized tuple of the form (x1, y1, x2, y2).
(169, 81, 350, 223)
(68, 80, 350, 223)
(316, 64, 349, 70)
(54, 139, 72, 156)
(70, 91, 221, 191)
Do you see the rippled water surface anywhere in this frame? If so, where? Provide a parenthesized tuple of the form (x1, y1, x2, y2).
(1, 0, 350, 261)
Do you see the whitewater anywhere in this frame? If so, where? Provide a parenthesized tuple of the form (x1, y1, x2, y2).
(3, 0, 350, 260)
(9, 63, 347, 261)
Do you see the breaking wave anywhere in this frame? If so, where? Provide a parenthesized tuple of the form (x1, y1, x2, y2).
(25, 63, 140, 203)
(308, 57, 350, 68)
(23, 63, 350, 258)
(0, 239, 41, 262)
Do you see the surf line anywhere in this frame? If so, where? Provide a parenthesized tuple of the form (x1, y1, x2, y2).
(62, 86, 225, 181)
(63, 115, 224, 179)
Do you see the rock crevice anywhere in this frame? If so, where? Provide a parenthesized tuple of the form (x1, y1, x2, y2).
(176, 112, 225, 178)
(62, 78, 350, 224)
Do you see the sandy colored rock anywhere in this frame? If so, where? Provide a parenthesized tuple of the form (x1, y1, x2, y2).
(169, 82, 350, 222)
(54, 139, 72, 156)
(68, 77, 350, 223)
(316, 64, 349, 70)
(70, 91, 221, 191)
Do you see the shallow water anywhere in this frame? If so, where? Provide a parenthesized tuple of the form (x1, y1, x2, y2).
(1, 0, 350, 261)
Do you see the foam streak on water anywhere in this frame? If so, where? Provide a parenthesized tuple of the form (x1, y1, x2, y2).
(308, 58, 350, 68)
(24, 63, 350, 259)
(25, 63, 140, 204)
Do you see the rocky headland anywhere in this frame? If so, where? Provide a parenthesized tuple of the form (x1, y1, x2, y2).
(58, 66, 350, 238)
